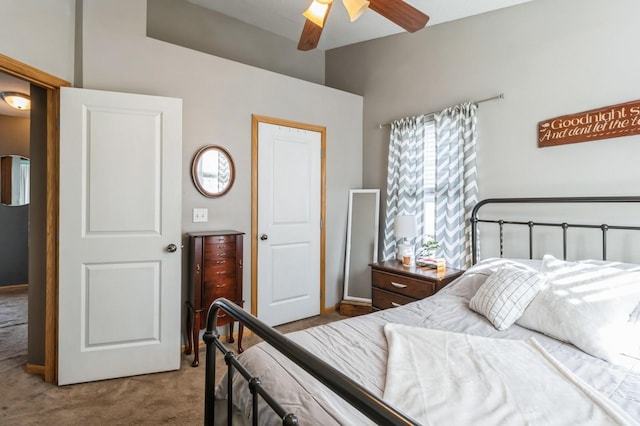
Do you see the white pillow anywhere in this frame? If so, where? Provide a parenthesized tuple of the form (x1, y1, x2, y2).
(517, 255, 640, 362)
(447, 258, 540, 299)
(469, 265, 547, 331)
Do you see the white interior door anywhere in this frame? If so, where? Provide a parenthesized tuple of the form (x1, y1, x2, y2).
(58, 87, 182, 385)
(257, 122, 321, 326)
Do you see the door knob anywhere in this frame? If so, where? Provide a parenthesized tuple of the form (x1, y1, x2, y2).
(167, 243, 178, 252)
(260, 234, 268, 241)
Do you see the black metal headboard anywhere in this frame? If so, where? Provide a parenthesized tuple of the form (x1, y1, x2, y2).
(470, 196, 640, 264)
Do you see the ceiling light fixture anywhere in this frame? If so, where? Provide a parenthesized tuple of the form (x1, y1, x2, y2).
(303, 0, 333, 28)
(1, 92, 31, 110)
(343, 0, 370, 22)
(299, 0, 429, 51)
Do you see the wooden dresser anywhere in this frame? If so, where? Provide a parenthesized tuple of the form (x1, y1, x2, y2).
(185, 230, 244, 367)
(370, 261, 464, 311)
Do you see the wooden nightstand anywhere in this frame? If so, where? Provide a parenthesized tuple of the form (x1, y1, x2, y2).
(370, 261, 464, 311)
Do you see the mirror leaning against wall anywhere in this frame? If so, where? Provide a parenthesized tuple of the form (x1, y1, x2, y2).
(343, 189, 380, 303)
(191, 145, 235, 198)
(0, 155, 30, 206)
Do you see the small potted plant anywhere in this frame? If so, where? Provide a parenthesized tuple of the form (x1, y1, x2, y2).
(415, 236, 440, 268)
(417, 236, 439, 259)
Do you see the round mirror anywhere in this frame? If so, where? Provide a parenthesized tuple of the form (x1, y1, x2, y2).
(191, 145, 235, 198)
(0, 155, 30, 207)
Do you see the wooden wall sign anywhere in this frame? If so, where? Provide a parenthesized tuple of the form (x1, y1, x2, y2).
(538, 99, 640, 148)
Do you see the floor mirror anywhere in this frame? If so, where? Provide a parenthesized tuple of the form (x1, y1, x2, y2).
(343, 189, 380, 303)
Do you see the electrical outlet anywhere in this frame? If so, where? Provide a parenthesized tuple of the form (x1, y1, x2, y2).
(192, 208, 208, 223)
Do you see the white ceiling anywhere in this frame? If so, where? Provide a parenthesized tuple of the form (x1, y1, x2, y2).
(187, 0, 534, 50)
(0, 72, 30, 118)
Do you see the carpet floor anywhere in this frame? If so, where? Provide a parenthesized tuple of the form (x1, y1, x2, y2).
(0, 287, 344, 425)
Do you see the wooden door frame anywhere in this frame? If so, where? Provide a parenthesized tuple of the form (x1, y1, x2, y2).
(0, 53, 70, 383)
(250, 115, 327, 317)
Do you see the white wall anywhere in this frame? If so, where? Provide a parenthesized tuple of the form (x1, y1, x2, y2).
(327, 0, 640, 199)
(80, 0, 363, 311)
(0, 0, 75, 83)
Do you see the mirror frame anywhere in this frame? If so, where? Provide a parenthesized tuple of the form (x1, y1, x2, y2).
(0, 154, 30, 207)
(191, 145, 235, 198)
(343, 189, 380, 303)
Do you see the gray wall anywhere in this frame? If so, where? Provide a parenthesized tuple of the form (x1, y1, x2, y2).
(80, 0, 363, 325)
(0, 0, 74, 365)
(0, 116, 29, 157)
(0, 0, 362, 366)
(325, 0, 640, 262)
(0, 0, 75, 84)
(27, 85, 48, 364)
(0, 115, 30, 286)
(326, 0, 640, 204)
(147, 0, 325, 85)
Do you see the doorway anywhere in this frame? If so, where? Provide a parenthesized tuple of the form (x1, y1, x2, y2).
(0, 53, 70, 383)
(250, 115, 327, 325)
(0, 71, 31, 375)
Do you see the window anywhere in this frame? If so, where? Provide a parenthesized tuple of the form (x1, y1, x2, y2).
(422, 119, 436, 239)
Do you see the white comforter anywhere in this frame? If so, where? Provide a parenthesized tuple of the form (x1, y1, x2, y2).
(215, 259, 640, 425)
(383, 324, 638, 425)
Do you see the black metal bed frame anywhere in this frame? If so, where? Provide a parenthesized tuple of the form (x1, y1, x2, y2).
(204, 196, 640, 425)
(471, 196, 640, 264)
(203, 298, 419, 426)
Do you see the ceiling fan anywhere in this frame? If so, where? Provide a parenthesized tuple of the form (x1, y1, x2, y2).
(298, 0, 430, 51)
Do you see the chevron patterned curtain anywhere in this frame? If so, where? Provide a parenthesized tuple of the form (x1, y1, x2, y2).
(382, 116, 426, 260)
(434, 102, 478, 269)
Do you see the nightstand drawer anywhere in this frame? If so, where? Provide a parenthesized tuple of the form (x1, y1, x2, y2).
(372, 288, 415, 309)
(372, 270, 435, 299)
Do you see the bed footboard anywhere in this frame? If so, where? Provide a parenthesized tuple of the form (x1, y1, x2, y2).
(203, 298, 418, 426)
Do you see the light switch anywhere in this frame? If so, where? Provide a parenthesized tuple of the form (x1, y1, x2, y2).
(192, 208, 208, 223)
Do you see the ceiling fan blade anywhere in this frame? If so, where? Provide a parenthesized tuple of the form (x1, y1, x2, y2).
(298, 1, 333, 51)
(298, 19, 324, 51)
(368, 0, 429, 33)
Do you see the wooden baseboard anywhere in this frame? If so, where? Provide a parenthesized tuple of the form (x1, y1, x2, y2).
(25, 363, 45, 376)
(339, 300, 372, 317)
(324, 304, 338, 314)
(181, 308, 342, 354)
(0, 283, 28, 292)
(181, 329, 248, 353)
(181, 341, 206, 353)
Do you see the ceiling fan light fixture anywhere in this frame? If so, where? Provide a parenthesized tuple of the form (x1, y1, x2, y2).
(0, 92, 31, 110)
(303, 0, 333, 28)
(343, 0, 369, 22)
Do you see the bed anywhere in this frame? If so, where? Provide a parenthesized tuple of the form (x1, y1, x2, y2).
(204, 196, 640, 425)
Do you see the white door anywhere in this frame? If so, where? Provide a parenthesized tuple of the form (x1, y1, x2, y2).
(257, 122, 321, 326)
(58, 87, 182, 385)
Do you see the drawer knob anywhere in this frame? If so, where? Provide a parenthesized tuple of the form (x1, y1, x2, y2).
(216, 284, 226, 288)
(391, 302, 402, 307)
(391, 282, 408, 288)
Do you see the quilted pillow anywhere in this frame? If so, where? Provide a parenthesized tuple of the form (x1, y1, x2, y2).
(517, 255, 640, 363)
(469, 265, 547, 331)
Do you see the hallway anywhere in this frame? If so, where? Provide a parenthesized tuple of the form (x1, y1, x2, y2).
(0, 286, 27, 374)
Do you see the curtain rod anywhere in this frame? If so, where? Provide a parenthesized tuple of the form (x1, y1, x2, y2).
(377, 93, 504, 129)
